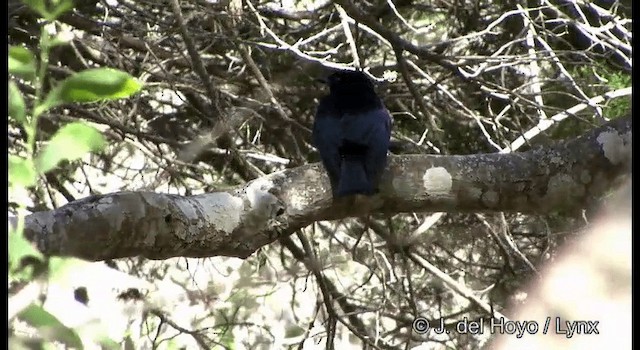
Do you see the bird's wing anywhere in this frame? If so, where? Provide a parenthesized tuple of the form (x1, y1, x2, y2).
(341, 108, 391, 190)
(312, 96, 342, 192)
(340, 108, 391, 148)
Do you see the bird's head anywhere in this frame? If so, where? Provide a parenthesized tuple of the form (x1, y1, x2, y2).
(326, 70, 376, 95)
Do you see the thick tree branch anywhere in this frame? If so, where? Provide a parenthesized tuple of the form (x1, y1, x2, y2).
(18, 116, 631, 261)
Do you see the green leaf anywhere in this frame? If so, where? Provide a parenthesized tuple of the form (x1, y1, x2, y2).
(220, 330, 235, 350)
(47, 0, 74, 20)
(20, 0, 48, 18)
(18, 304, 84, 349)
(9, 227, 43, 277)
(9, 81, 27, 124)
(21, 0, 74, 20)
(97, 337, 120, 350)
(44, 68, 142, 108)
(9, 156, 37, 189)
(9, 46, 36, 79)
(36, 122, 106, 173)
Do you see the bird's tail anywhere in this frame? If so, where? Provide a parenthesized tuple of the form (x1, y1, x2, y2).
(337, 141, 373, 197)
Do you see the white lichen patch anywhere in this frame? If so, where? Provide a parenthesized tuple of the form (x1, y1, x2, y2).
(422, 167, 453, 195)
(287, 191, 309, 213)
(289, 168, 320, 211)
(95, 195, 115, 206)
(597, 130, 632, 166)
(245, 177, 282, 219)
(189, 193, 243, 233)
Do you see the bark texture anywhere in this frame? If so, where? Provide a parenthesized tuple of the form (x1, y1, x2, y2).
(21, 116, 631, 261)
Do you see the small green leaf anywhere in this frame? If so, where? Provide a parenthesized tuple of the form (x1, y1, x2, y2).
(9, 46, 36, 79)
(9, 156, 37, 189)
(220, 330, 235, 349)
(9, 227, 43, 275)
(21, 0, 48, 17)
(36, 122, 106, 173)
(9, 81, 27, 124)
(98, 337, 120, 350)
(45, 68, 142, 107)
(19, 304, 84, 349)
(47, 0, 74, 19)
(21, 0, 73, 20)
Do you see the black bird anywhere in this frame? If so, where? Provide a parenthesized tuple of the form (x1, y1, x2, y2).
(313, 70, 391, 198)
